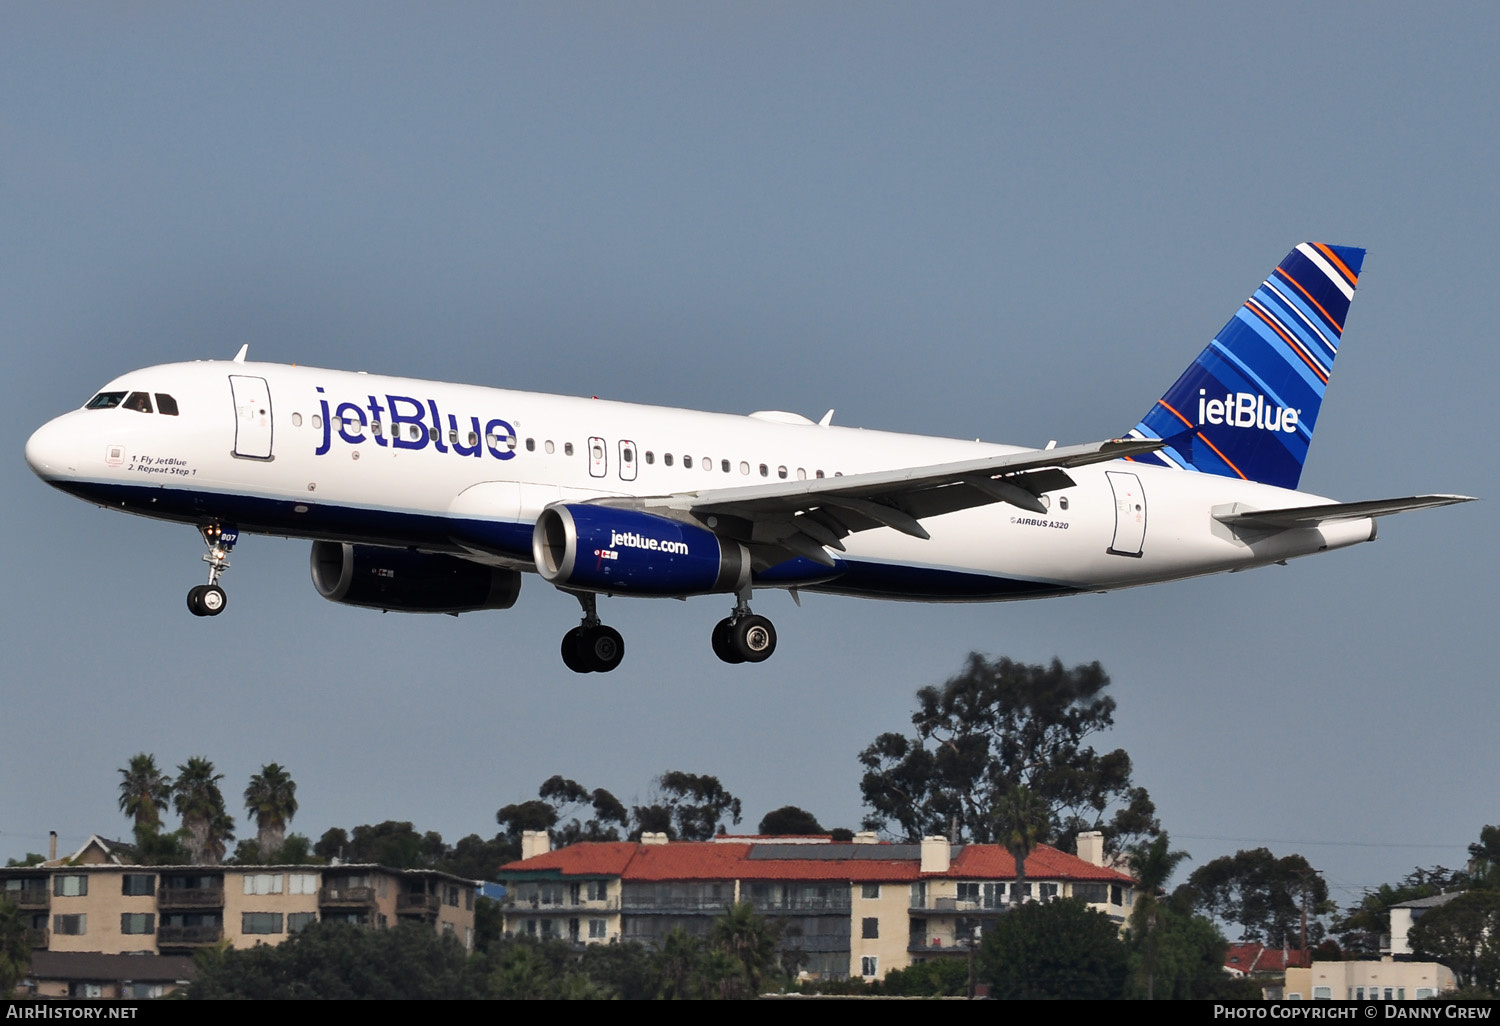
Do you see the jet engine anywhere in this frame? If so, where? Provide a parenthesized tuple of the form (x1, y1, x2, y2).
(310, 541, 521, 613)
(532, 504, 748, 595)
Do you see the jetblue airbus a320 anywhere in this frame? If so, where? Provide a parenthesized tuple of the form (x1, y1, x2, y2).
(26, 244, 1471, 672)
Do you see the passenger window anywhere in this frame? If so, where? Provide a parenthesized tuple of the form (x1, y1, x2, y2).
(644, 451, 654, 464)
(623, 447, 634, 463)
(564, 442, 574, 456)
(429, 427, 438, 442)
(816, 470, 825, 479)
(721, 459, 731, 473)
(545, 440, 555, 454)
(448, 430, 458, 444)
(85, 392, 127, 409)
(682, 455, 692, 469)
(155, 394, 179, 416)
(468, 432, 479, 447)
(372, 422, 383, 437)
(760, 464, 769, 477)
(526, 438, 535, 452)
(797, 468, 806, 480)
(739, 461, 750, 475)
(313, 415, 323, 430)
(409, 424, 421, 441)
(664, 453, 673, 466)
(778, 466, 787, 479)
(124, 391, 154, 413)
(292, 412, 303, 427)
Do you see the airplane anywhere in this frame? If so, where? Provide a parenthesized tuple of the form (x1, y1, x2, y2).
(25, 243, 1473, 673)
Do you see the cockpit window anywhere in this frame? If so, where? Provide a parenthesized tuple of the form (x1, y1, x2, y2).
(155, 394, 179, 416)
(124, 391, 154, 413)
(85, 392, 127, 409)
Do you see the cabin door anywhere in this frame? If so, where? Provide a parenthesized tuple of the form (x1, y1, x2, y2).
(229, 375, 274, 460)
(1105, 470, 1146, 557)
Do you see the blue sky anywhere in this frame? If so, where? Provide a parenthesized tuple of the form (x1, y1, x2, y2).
(3, 4, 1495, 917)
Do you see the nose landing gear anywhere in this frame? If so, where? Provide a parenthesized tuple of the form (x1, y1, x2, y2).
(187, 523, 236, 618)
(560, 591, 625, 673)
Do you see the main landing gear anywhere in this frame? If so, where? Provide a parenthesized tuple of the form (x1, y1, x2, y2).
(710, 590, 777, 664)
(560, 592, 624, 674)
(187, 523, 235, 618)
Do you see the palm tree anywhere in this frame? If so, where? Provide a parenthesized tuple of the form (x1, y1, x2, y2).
(244, 764, 298, 861)
(117, 753, 172, 837)
(710, 901, 782, 997)
(1127, 831, 1190, 1000)
(173, 757, 232, 865)
(992, 784, 1050, 907)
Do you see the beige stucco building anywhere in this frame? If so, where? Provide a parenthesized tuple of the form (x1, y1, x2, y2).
(1282, 959, 1456, 1000)
(498, 830, 1138, 981)
(3, 835, 477, 998)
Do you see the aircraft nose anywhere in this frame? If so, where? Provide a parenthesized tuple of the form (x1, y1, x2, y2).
(25, 416, 78, 480)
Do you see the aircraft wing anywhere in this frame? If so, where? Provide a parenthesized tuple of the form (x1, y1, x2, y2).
(592, 437, 1165, 567)
(1214, 493, 1476, 529)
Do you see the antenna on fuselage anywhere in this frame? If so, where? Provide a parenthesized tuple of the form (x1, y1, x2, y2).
(232, 344, 249, 363)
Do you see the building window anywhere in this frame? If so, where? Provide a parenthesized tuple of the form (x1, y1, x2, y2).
(861, 956, 878, 978)
(1313, 987, 1332, 1000)
(1039, 883, 1059, 900)
(288, 913, 317, 933)
(121, 874, 155, 897)
(242, 912, 284, 935)
(445, 885, 460, 907)
(242, 873, 284, 895)
(862, 883, 880, 899)
(53, 914, 86, 935)
(589, 919, 606, 939)
(121, 913, 155, 935)
(861, 917, 879, 939)
(442, 921, 455, 936)
(287, 873, 318, 895)
(54, 875, 87, 897)
(586, 880, 608, 901)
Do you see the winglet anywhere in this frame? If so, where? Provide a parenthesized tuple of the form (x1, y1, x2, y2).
(818, 410, 835, 427)
(232, 344, 249, 364)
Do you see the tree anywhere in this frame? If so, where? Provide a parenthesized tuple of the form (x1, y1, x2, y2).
(1335, 864, 1467, 956)
(710, 901, 783, 997)
(117, 753, 172, 836)
(173, 757, 233, 865)
(244, 763, 298, 861)
(1409, 890, 1500, 994)
(634, 771, 743, 841)
(1178, 848, 1330, 947)
(0, 900, 30, 999)
(758, 806, 825, 835)
(187, 921, 480, 999)
(978, 897, 1129, 999)
(1469, 825, 1500, 890)
(1125, 901, 1240, 1000)
(1128, 831, 1191, 999)
(858, 654, 1158, 852)
(992, 784, 1050, 907)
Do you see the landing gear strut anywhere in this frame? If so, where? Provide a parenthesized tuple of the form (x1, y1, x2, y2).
(187, 523, 235, 618)
(711, 588, 777, 664)
(560, 592, 624, 674)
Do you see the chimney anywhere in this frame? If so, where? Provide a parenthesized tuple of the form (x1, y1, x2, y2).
(49, 831, 57, 862)
(1076, 830, 1105, 868)
(920, 835, 950, 874)
(520, 830, 552, 861)
(853, 831, 879, 845)
(640, 832, 670, 846)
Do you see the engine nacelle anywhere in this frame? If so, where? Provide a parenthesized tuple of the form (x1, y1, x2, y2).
(310, 541, 521, 613)
(532, 504, 749, 596)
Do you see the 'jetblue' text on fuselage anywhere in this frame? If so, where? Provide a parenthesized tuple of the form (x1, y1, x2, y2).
(314, 389, 517, 461)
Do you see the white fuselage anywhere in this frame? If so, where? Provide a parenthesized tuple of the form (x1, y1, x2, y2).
(24, 359, 1376, 602)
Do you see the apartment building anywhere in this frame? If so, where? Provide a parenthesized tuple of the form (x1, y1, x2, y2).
(2, 834, 477, 988)
(497, 830, 1138, 980)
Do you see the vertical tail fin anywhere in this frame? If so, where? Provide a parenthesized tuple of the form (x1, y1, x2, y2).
(1127, 242, 1365, 490)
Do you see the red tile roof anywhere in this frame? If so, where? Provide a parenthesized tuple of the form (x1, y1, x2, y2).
(500, 838, 1135, 885)
(1224, 943, 1310, 974)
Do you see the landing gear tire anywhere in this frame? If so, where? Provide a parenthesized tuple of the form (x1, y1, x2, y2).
(580, 625, 625, 673)
(187, 585, 207, 617)
(561, 627, 590, 674)
(562, 624, 624, 673)
(199, 584, 226, 616)
(711, 617, 745, 664)
(732, 615, 777, 662)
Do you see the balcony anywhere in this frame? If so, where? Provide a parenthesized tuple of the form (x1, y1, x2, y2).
(7, 888, 48, 909)
(26, 928, 49, 949)
(158, 924, 223, 947)
(621, 896, 733, 913)
(503, 895, 619, 913)
(396, 893, 439, 917)
(157, 887, 224, 909)
(320, 886, 376, 907)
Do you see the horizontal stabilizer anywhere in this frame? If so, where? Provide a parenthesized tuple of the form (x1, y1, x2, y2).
(1214, 494, 1475, 529)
